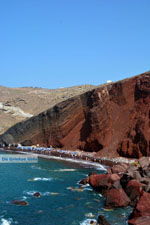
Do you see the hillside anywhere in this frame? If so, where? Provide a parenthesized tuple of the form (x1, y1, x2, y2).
(0, 72, 149, 158)
(0, 85, 95, 134)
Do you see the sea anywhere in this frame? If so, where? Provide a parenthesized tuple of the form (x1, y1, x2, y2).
(0, 150, 132, 225)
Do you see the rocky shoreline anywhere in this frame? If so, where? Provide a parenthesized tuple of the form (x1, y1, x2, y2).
(79, 157, 150, 225)
(1, 147, 150, 224)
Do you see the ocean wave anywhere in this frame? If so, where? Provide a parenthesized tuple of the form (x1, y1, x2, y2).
(53, 168, 77, 172)
(28, 177, 53, 182)
(24, 191, 38, 196)
(66, 185, 93, 192)
(37, 155, 107, 171)
(31, 165, 76, 173)
(85, 213, 95, 218)
(67, 187, 84, 192)
(24, 190, 60, 196)
(21, 196, 28, 200)
(80, 218, 97, 225)
(0, 219, 11, 225)
(30, 165, 46, 171)
(83, 187, 93, 192)
(25, 191, 34, 195)
(0, 218, 18, 225)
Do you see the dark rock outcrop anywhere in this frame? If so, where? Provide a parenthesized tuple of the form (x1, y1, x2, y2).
(79, 177, 89, 185)
(97, 215, 110, 225)
(0, 72, 149, 158)
(125, 180, 143, 206)
(33, 192, 41, 197)
(11, 200, 29, 206)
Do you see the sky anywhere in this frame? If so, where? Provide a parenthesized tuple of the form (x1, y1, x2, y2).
(0, 0, 150, 89)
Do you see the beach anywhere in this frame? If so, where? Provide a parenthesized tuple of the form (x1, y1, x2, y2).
(0, 146, 136, 168)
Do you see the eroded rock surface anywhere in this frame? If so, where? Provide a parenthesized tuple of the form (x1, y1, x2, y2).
(128, 192, 150, 225)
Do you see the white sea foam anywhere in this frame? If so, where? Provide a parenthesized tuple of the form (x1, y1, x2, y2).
(37, 155, 107, 171)
(22, 196, 27, 200)
(42, 192, 51, 196)
(85, 213, 95, 218)
(31, 166, 76, 173)
(24, 191, 37, 196)
(30, 165, 46, 171)
(84, 187, 93, 192)
(80, 218, 97, 225)
(0, 219, 11, 225)
(0, 218, 18, 225)
(24, 190, 52, 196)
(28, 177, 52, 182)
(54, 169, 77, 172)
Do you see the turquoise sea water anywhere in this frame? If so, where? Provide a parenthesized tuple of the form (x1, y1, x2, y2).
(0, 151, 132, 225)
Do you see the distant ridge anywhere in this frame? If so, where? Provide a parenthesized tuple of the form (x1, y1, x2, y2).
(0, 84, 95, 134)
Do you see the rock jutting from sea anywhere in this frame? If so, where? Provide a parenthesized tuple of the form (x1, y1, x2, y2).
(79, 157, 150, 225)
(0, 71, 149, 159)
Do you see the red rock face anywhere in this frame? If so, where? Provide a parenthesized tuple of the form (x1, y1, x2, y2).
(105, 188, 130, 208)
(0, 72, 149, 158)
(128, 216, 150, 225)
(125, 180, 143, 206)
(89, 173, 121, 192)
(89, 174, 111, 191)
(128, 192, 150, 225)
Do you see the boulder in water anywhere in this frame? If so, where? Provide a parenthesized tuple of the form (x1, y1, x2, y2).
(33, 192, 41, 197)
(79, 177, 89, 185)
(128, 192, 150, 224)
(105, 188, 130, 208)
(97, 215, 110, 225)
(11, 200, 29, 206)
(89, 173, 121, 192)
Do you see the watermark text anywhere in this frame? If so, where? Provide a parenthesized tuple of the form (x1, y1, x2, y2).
(0, 154, 38, 163)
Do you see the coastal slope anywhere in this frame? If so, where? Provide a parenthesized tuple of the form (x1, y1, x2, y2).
(0, 85, 95, 134)
(0, 72, 149, 158)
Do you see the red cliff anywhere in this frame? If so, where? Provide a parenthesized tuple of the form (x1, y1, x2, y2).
(0, 72, 149, 158)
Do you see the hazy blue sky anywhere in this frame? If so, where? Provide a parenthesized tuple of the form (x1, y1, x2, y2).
(0, 0, 150, 88)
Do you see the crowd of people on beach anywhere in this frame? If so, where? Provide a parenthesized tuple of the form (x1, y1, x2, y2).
(0, 143, 135, 167)
(0, 143, 95, 161)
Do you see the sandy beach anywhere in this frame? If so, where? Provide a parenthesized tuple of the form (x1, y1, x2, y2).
(0, 146, 136, 168)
